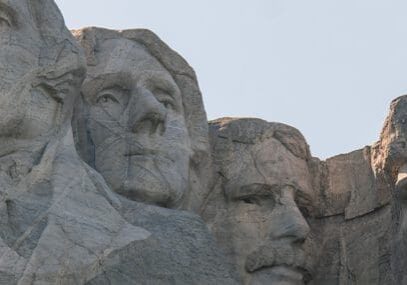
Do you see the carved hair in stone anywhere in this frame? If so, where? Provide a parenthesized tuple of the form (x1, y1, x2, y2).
(0, 1, 149, 283)
(203, 118, 316, 284)
(72, 27, 211, 211)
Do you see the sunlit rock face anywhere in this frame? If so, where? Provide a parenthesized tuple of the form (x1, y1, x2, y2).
(0, 2, 236, 284)
(67, 27, 238, 284)
(203, 116, 399, 285)
(307, 99, 401, 284)
(372, 95, 407, 284)
(0, 0, 83, 139)
(72, 27, 212, 211)
(1, 0, 406, 284)
(309, 148, 393, 285)
(0, 0, 151, 284)
(203, 118, 318, 285)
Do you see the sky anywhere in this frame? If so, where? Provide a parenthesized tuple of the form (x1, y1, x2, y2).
(55, 0, 407, 159)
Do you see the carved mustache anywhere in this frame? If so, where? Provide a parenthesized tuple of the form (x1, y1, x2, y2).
(245, 242, 312, 281)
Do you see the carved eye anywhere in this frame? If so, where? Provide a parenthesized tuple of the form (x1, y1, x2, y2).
(96, 93, 119, 105)
(240, 197, 255, 204)
(160, 99, 175, 110)
(236, 194, 276, 211)
(153, 88, 176, 111)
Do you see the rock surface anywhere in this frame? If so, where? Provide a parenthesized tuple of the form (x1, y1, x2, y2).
(203, 117, 397, 285)
(0, 1, 236, 284)
(0, 1, 150, 283)
(0, 0, 406, 284)
(371, 95, 407, 284)
(72, 27, 212, 213)
(203, 118, 317, 285)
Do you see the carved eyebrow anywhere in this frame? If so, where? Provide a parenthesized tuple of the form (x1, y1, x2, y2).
(0, 2, 18, 27)
(82, 72, 132, 100)
(225, 183, 277, 200)
(142, 71, 180, 98)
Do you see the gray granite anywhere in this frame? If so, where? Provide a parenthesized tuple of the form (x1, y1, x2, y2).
(0, 1, 406, 284)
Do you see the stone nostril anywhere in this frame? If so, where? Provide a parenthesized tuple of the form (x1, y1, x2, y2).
(293, 237, 306, 245)
(132, 112, 166, 135)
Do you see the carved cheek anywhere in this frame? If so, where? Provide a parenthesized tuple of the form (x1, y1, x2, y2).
(88, 107, 125, 146)
(31, 87, 59, 117)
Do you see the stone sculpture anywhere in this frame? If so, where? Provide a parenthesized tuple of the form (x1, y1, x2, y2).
(0, 0, 150, 283)
(0, 2, 235, 284)
(72, 27, 211, 211)
(68, 27, 238, 284)
(203, 118, 317, 285)
(0, 0, 406, 284)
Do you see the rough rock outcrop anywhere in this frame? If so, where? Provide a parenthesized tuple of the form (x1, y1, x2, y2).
(371, 95, 407, 284)
(0, 0, 406, 284)
(306, 144, 393, 284)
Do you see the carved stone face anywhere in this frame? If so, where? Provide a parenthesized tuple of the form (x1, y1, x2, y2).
(222, 138, 313, 284)
(206, 119, 315, 285)
(82, 38, 191, 208)
(0, 0, 62, 139)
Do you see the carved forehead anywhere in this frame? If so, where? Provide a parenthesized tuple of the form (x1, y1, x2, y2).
(3, 0, 61, 32)
(210, 118, 310, 161)
(1, 0, 27, 13)
(210, 118, 313, 197)
(0, 0, 37, 38)
(224, 137, 311, 183)
(0, 0, 84, 72)
(0, 0, 22, 26)
(89, 38, 169, 77)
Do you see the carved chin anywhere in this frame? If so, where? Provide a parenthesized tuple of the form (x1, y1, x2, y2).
(120, 176, 171, 207)
(119, 164, 185, 208)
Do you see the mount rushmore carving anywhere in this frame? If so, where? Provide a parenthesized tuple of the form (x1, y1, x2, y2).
(0, 1, 405, 284)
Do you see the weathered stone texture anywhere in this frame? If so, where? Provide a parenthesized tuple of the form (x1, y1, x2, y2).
(309, 146, 393, 284)
(203, 118, 316, 285)
(0, 1, 235, 284)
(0, 0, 406, 284)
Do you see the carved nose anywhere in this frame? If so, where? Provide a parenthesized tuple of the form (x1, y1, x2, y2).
(129, 88, 166, 135)
(270, 203, 310, 243)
